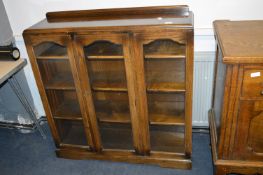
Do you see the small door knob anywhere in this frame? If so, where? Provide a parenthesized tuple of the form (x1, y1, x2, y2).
(261, 90, 263, 95)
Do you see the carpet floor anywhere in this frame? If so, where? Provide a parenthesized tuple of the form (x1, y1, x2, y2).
(0, 124, 213, 175)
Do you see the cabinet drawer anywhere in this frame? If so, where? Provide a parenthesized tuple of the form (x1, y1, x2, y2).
(242, 68, 263, 98)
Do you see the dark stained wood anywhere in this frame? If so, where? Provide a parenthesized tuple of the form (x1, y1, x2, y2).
(210, 20, 263, 175)
(55, 119, 88, 146)
(99, 123, 133, 150)
(87, 60, 127, 90)
(87, 55, 124, 60)
(144, 39, 185, 59)
(92, 82, 127, 92)
(23, 35, 72, 147)
(184, 29, 193, 157)
(73, 36, 103, 152)
(233, 100, 263, 161)
(150, 125, 185, 153)
(44, 73, 75, 90)
(145, 59, 185, 88)
(85, 40, 123, 59)
(56, 148, 192, 169)
(97, 112, 130, 123)
(148, 93, 185, 126)
(95, 112, 185, 126)
(53, 99, 82, 120)
(124, 33, 151, 155)
(23, 6, 193, 169)
(46, 6, 190, 22)
(209, 110, 263, 175)
(150, 113, 185, 126)
(241, 67, 263, 98)
(147, 82, 185, 92)
(36, 43, 68, 59)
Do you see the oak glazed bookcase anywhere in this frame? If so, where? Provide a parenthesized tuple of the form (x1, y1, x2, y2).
(23, 6, 194, 168)
(209, 20, 263, 175)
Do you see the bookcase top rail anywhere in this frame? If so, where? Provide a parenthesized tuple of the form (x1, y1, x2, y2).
(46, 5, 190, 23)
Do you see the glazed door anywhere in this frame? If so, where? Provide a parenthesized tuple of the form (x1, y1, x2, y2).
(135, 28, 193, 156)
(74, 32, 149, 154)
(24, 35, 92, 148)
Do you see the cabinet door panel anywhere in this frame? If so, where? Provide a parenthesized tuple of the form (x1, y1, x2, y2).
(75, 34, 136, 151)
(138, 29, 192, 155)
(24, 35, 91, 148)
(234, 100, 263, 161)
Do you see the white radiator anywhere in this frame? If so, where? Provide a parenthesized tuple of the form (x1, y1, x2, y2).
(192, 52, 215, 127)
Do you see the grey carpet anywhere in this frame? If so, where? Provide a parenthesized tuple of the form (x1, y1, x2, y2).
(0, 124, 213, 175)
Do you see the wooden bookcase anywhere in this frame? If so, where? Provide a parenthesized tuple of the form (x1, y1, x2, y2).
(23, 6, 194, 169)
(210, 20, 263, 175)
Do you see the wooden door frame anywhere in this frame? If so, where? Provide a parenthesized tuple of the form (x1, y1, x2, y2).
(23, 34, 91, 149)
(133, 28, 193, 157)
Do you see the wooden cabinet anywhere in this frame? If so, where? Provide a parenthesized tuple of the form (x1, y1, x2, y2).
(23, 6, 193, 169)
(210, 20, 263, 175)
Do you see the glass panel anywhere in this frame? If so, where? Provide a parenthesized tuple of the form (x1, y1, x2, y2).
(144, 39, 186, 92)
(87, 60, 127, 91)
(55, 119, 88, 146)
(35, 42, 68, 59)
(144, 39, 186, 153)
(85, 41, 123, 58)
(144, 39, 185, 59)
(33, 42, 82, 120)
(148, 93, 185, 125)
(37, 59, 74, 89)
(84, 40, 133, 150)
(94, 91, 130, 123)
(33, 42, 88, 146)
(99, 123, 133, 150)
(150, 125, 185, 153)
(46, 90, 81, 119)
(34, 42, 74, 89)
(145, 59, 185, 92)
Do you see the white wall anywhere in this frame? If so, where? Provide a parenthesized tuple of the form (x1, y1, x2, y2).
(0, 0, 13, 45)
(4, 0, 263, 38)
(3, 0, 263, 121)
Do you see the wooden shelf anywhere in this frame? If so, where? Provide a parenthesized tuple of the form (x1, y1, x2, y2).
(87, 55, 124, 60)
(97, 112, 130, 123)
(36, 44, 68, 59)
(150, 125, 185, 153)
(97, 111, 184, 126)
(145, 54, 185, 59)
(53, 100, 82, 120)
(150, 113, 185, 126)
(147, 82, 185, 93)
(92, 82, 127, 92)
(45, 73, 75, 90)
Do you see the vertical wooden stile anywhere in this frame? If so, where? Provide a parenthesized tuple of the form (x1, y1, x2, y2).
(72, 35, 102, 151)
(185, 29, 194, 157)
(123, 32, 151, 155)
